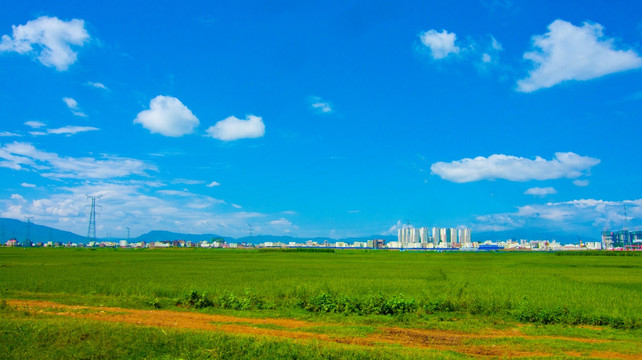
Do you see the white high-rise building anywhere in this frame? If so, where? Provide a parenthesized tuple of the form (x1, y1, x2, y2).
(419, 227, 429, 244)
(431, 227, 440, 246)
(439, 228, 447, 245)
(450, 228, 457, 244)
(458, 228, 472, 246)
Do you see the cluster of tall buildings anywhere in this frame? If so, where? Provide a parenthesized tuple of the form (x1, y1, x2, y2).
(397, 226, 471, 248)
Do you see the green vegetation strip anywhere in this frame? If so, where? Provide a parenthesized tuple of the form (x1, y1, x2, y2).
(1, 248, 642, 330)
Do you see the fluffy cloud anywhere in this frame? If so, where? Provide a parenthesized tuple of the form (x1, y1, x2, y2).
(517, 20, 642, 92)
(309, 96, 332, 113)
(206, 181, 220, 187)
(134, 96, 199, 137)
(476, 199, 642, 233)
(21, 182, 36, 188)
(431, 152, 600, 183)
(0, 142, 155, 179)
(205, 115, 265, 141)
(47, 126, 99, 135)
(62, 97, 87, 117)
(0, 181, 274, 238)
(524, 187, 557, 196)
(419, 29, 460, 59)
(0, 16, 89, 70)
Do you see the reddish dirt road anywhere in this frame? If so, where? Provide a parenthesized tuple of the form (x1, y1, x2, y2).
(6, 299, 637, 359)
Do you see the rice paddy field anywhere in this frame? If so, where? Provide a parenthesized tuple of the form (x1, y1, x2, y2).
(1, 248, 642, 359)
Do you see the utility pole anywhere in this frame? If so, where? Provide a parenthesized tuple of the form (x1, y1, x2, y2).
(25, 216, 33, 247)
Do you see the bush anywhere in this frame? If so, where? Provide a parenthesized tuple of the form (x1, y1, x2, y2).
(298, 292, 417, 316)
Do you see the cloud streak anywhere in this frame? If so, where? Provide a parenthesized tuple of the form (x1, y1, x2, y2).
(0, 142, 155, 179)
(431, 152, 600, 183)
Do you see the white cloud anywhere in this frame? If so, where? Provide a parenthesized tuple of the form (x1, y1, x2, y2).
(309, 96, 333, 113)
(156, 189, 224, 209)
(419, 29, 460, 59)
(86, 82, 108, 90)
(431, 152, 600, 183)
(269, 218, 292, 226)
(0, 142, 156, 179)
(524, 187, 557, 196)
(24, 121, 45, 128)
(265, 217, 298, 234)
(0, 132, 21, 137)
(205, 115, 265, 141)
(29, 131, 47, 136)
(47, 126, 99, 135)
(11, 194, 26, 202)
(21, 182, 36, 188)
(62, 97, 87, 117)
(62, 97, 78, 109)
(232, 204, 242, 209)
(0, 16, 89, 71)
(0, 181, 277, 238)
(134, 96, 199, 137)
(206, 181, 220, 187)
(172, 178, 205, 185)
(573, 179, 590, 187)
(517, 20, 642, 92)
(475, 199, 642, 234)
(384, 220, 411, 235)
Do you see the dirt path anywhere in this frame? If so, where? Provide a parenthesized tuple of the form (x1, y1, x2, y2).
(5, 299, 636, 359)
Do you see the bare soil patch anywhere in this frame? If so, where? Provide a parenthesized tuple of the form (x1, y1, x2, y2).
(5, 299, 635, 359)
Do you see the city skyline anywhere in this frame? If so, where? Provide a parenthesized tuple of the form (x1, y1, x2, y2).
(0, 1, 641, 239)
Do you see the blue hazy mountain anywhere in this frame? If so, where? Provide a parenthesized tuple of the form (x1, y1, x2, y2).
(0, 218, 596, 245)
(134, 230, 234, 243)
(0, 218, 86, 244)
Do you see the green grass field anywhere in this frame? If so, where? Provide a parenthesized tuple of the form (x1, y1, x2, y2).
(1, 248, 642, 358)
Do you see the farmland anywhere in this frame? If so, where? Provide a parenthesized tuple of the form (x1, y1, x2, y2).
(1, 248, 642, 359)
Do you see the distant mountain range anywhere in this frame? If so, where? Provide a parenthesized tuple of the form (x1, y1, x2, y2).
(0, 218, 86, 244)
(0, 217, 597, 245)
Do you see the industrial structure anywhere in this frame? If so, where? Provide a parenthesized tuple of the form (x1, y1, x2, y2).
(601, 229, 642, 249)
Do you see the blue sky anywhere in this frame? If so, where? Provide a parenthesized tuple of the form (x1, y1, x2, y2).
(1, 1, 641, 240)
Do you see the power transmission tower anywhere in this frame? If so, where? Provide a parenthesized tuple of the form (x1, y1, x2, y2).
(86, 195, 102, 243)
(126, 227, 130, 242)
(25, 216, 33, 247)
(248, 223, 254, 237)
